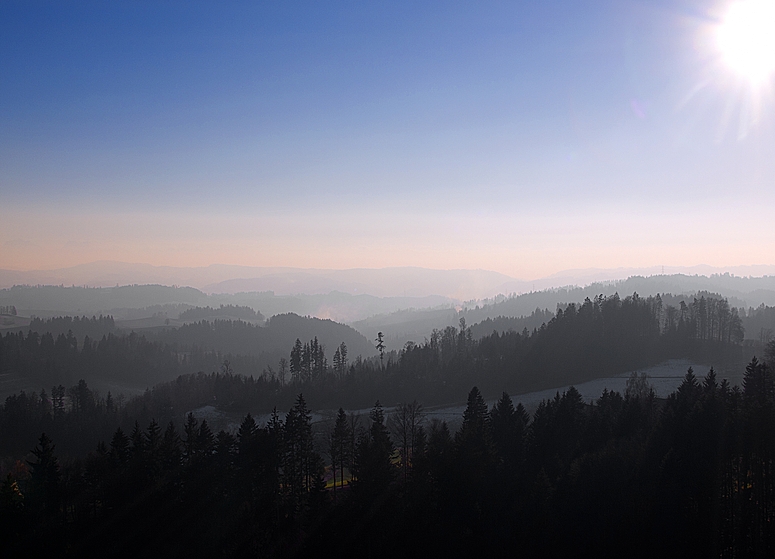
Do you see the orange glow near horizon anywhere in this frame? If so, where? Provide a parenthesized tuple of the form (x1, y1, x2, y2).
(2, 202, 774, 281)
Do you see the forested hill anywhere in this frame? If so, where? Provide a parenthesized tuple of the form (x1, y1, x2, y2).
(0, 284, 209, 315)
(468, 309, 555, 339)
(352, 278, 763, 348)
(155, 313, 375, 362)
(468, 293, 775, 346)
(0, 292, 752, 424)
(0, 313, 375, 400)
(461, 287, 749, 328)
(357, 288, 755, 352)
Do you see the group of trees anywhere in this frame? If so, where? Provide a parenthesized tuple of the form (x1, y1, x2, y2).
(1, 395, 320, 557)
(0, 305, 17, 316)
(26, 315, 117, 341)
(289, 337, 328, 384)
(0, 329, 194, 390)
(270, 292, 749, 409)
(1, 311, 375, 395)
(0, 368, 307, 459)
(1, 292, 750, 424)
(0, 327, 290, 403)
(472, 292, 745, 346)
(178, 305, 264, 322)
(331, 342, 348, 380)
(0, 391, 408, 557)
(742, 303, 775, 344)
(468, 307, 555, 339)
(154, 313, 372, 363)
(664, 293, 744, 343)
(3, 358, 775, 557)
(382, 292, 745, 399)
(286, 338, 354, 386)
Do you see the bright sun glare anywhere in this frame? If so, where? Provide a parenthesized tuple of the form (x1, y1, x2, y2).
(717, 0, 775, 84)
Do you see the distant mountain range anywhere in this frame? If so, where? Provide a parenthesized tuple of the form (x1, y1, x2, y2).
(5, 269, 775, 362)
(0, 262, 512, 299)
(3, 260, 775, 300)
(0, 284, 453, 324)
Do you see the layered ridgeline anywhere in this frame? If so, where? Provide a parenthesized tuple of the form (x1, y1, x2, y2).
(0, 284, 452, 324)
(354, 286, 775, 350)
(0, 292, 756, 444)
(6, 273, 775, 333)
(0, 313, 375, 400)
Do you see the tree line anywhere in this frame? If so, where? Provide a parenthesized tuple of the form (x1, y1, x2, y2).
(332, 292, 746, 403)
(1, 293, 749, 421)
(2, 357, 775, 557)
(27, 315, 117, 341)
(178, 305, 264, 322)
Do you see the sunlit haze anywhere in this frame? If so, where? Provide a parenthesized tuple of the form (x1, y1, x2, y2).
(2, 1, 774, 281)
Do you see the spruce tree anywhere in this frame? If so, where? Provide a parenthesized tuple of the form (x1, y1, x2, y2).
(354, 401, 394, 495)
(28, 433, 61, 518)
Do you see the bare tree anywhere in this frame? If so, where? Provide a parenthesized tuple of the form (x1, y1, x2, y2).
(328, 408, 353, 499)
(388, 400, 425, 484)
(625, 371, 653, 400)
(278, 358, 288, 386)
(348, 412, 362, 482)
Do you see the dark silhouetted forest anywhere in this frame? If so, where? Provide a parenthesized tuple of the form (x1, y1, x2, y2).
(2, 359, 775, 557)
(1, 292, 773, 557)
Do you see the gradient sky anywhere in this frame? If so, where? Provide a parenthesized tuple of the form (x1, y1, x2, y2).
(1, 0, 774, 279)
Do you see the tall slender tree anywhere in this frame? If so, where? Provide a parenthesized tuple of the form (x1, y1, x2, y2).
(28, 433, 61, 518)
(376, 332, 386, 369)
(354, 401, 394, 495)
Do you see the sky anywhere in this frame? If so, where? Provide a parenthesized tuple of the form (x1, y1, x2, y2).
(1, 0, 774, 280)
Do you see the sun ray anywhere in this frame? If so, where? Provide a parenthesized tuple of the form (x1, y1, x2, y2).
(683, 1, 775, 140)
(677, 79, 712, 111)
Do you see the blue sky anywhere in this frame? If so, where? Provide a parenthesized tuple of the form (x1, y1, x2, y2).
(1, 1, 773, 277)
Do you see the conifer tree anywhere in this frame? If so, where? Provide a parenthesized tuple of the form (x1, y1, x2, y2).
(28, 433, 61, 518)
(331, 408, 352, 494)
(376, 332, 386, 368)
(491, 392, 521, 470)
(457, 386, 491, 452)
(110, 427, 130, 466)
(183, 413, 199, 464)
(354, 401, 394, 495)
(339, 342, 348, 376)
(237, 413, 258, 458)
(159, 421, 182, 473)
(290, 339, 303, 383)
(283, 394, 320, 512)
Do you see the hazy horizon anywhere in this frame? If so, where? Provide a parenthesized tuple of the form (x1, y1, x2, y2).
(5, 260, 775, 304)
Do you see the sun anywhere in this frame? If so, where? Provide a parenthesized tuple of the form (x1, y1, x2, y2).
(716, 0, 775, 84)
